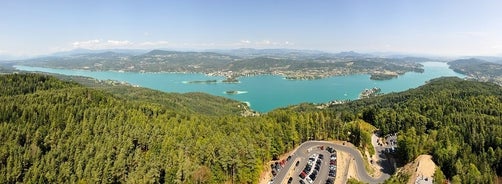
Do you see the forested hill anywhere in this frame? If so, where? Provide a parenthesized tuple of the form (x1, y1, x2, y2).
(326, 77, 502, 183)
(0, 73, 275, 183)
(448, 58, 502, 85)
(0, 74, 501, 183)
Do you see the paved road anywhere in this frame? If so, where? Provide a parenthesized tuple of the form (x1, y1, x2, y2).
(273, 141, 391, 184)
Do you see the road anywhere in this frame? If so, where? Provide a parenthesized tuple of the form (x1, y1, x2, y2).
(273, 141, 392, 184)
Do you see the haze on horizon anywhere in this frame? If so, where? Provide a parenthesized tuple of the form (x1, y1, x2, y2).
(1, 0, 502, 58)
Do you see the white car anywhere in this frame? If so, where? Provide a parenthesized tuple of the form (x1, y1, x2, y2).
(309, 154, 317, 159)
(308, 160, 314, 166)
(306, 177, 314, 184)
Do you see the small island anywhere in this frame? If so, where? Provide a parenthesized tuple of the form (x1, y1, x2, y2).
(370, 71, 399, 81)
(222, 76, 240, 83)
(359, 87, 381, 99)
(370, 73, 398, 80)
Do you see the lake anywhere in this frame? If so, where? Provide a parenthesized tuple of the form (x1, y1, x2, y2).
(14, 62, 464, 112)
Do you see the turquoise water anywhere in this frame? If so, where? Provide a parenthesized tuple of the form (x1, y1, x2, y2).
(14, 62, 464, 112)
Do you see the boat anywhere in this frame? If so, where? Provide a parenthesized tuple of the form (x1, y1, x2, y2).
(225, 90, 239, 95)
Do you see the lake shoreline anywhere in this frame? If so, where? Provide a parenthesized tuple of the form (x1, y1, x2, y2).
(13, 62, 465, 112)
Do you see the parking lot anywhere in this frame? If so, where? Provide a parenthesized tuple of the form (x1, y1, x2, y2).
(269, 141, 392, 184)
(292, 146, 337, 184)
(270, 145, 338, 184)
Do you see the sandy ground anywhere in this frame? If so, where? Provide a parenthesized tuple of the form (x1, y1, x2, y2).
(406, 155, 437, 184)
(329, 141, 362, 183)
(259, 165, 272, 184)
(336, 150, 355, 184)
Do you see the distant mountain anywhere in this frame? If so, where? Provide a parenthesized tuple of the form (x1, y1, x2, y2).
(14, 49, 426, 80)
(18, 50, 240, 72)
(143, 49, 233, 58)
(468, 56, 502, 64)
(334, 51, 373, 58)
(76, 51, 132, 58)
(137, 50, 239, 68)
(143, 49, 179, 56)
(207, 48, 331, 59)
(51, 48, 149, 57)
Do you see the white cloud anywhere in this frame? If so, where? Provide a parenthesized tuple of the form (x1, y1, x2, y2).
(139, 41, 169, 46)
(492, 44, 502, 49)
(72, 39, 133, 49)
(254, 40, 294, 47)
(72, 39, 101, 48)
(107, 40, 133, 47)
(71, 39, 168, 49)
(69, 39, 294, 51)
(232, 40, 294, 47)
(256, 40, 272, 45)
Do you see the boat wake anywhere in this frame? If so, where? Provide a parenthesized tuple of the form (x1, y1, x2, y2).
(223, 90, 248, 95)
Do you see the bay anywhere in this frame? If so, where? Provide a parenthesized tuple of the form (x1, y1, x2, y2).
(14, 62, 464, 112)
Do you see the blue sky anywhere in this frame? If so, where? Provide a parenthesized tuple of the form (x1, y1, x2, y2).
(1, 0, 502, 57)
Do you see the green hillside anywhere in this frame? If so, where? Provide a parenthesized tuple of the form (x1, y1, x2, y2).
(328, 77, 502, 183)
(0, 74, 500, 183)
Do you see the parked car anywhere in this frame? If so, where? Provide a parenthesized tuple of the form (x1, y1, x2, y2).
(325, 178, 334, 184)
(330, 154, 336, 160)
(311, 170, 318, 178)
(309, 171, 317, 181)
(304, 165, 312, 172)
(308, 159, 314, 165)
(299, 171, 307, 179)
(306, 177, 314, 184)
(310, 154, 317, 159)
(329, 170, 336, 177)
(327, 146, 336, 153)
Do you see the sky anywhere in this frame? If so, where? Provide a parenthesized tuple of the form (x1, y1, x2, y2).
(1, 0, 502, 57)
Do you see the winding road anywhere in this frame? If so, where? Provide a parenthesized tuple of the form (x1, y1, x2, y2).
(273, 141, 392, 184)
